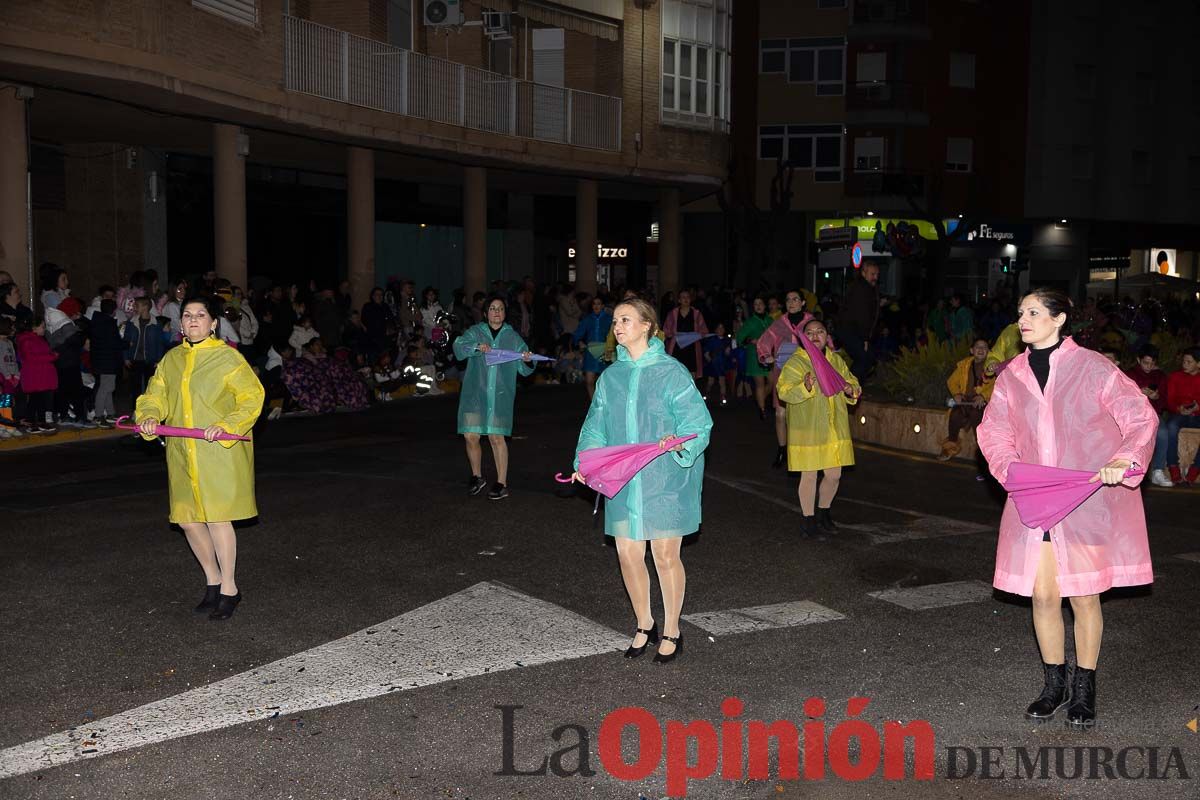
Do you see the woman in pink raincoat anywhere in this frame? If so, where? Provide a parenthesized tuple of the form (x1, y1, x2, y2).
(977, 288, 1157, 729)
(756, 290, 812, 468)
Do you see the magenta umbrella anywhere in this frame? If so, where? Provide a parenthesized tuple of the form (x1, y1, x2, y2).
(114, 415, 250, 442)
(1003, 462, 1143, 531)
(672, 332, 714, 349)
(796, 334, 849, 396)
(555, 433, 699, 499)
(484, 348, 555, 367)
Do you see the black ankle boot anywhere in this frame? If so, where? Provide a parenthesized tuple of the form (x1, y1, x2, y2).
(816, 507, 838, 535)
(194, 584, 221, 613)
(1066, 667, 1096, 727)
(772, 446, 785, 468)
(209, 592, 242, 621)
(1025, 662, 1070, 719)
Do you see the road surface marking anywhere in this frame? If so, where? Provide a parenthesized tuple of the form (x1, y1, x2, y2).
(0, 582, 625, 780)
(867, 580, 994, 611)
(1174, 552, 1200, 564)
(683, 600, 847, 636)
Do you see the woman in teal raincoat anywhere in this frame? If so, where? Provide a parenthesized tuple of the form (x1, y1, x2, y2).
(453, 294, 534, 500)
(571, 297, 713, 664)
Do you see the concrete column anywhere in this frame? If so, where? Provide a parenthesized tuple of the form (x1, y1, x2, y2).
(659, 186, 681, 294)
(463, 166, 488, 299)
(212, 123, 247, 290)
(0, 92, 30, 300)
(575, 178, 598, 295)
(347, 146, 375, 311)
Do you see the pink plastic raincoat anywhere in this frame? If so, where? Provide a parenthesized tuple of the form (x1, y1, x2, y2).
(977, 337, 1157, 597)
(755, 314, 812, 409)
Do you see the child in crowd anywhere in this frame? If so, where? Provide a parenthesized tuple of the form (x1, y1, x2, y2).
(16, 316, 57, 433)
(0, 318, 22, 438)
(123, 296, 169, 407)
(554, 334, 582, 384)
(47, 297, 91, 427)
(89, 298, 124, 427)
(371, 351, 405, 400)
(702, 321, 733, 406)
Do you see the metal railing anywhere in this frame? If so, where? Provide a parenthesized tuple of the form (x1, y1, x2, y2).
(846, 81, 926, 112)
(283, 15, 622, 152)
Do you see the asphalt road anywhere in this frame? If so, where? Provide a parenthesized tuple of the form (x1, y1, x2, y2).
(1, 385, 1197, 800)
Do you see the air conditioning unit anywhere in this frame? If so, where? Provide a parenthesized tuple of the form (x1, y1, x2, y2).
(423, 0, 463, 26)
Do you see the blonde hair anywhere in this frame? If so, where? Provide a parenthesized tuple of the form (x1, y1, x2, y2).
(614, 298, 659, 343)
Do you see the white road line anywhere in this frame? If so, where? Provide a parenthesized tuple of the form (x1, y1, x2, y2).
(683, 600, 847, 636)
(867, 580, 994, 611)
(0, 582, 626, 780)
(1174, 552, 1200, 564)
(706, 472, 995, 540)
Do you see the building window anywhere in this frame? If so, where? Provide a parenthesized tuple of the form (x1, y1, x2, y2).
(1132, 150, 1150, 185)
(193, 0, 258, 27)
(760, 124, 843, 182)
(853, 137, 884, 171)
(949, 52, 975, 89)
(761, 39, 786, 74)
(787, 37, 845, 95)
(1071, 146, 1093, 179)
(945, 137, 973, 172)
(662, 0, 732, 128)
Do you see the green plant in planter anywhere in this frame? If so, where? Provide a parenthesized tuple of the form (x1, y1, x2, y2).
(877, 338, 973, 407)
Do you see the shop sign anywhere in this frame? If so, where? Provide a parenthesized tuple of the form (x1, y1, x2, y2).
(569, 243, 628, 260)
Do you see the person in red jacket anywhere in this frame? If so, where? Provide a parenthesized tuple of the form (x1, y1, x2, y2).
(1150, 347, 1200, 486)
(15, 316, 58, 433)
(1124, 345, 1168, 415)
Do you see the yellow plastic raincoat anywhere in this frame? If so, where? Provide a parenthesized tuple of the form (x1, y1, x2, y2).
(777, 347, 860, 471)
(135, 337, 265, 523)
(985, 323, 1023, 374)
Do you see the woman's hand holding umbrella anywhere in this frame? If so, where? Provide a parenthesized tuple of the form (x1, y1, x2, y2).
(476, 343, 492, 354)
(1090, 458, 1133, 486)
(658, 434, 685, 452)
(139, 418, 159, 437)
(843, 383, 861, 400)
(804, 372, 815, 391)
(522, 351, 532, 363)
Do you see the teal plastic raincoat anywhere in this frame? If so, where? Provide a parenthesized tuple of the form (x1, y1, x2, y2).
(574, 337, 713, 540)
(454, 322, 534, 436)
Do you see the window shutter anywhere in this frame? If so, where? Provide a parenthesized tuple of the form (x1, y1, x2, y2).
(193, 0, 259, 27)
(532, 28, 565, 87)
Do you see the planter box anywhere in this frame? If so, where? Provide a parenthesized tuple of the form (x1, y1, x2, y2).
(851, 399, 978, 461)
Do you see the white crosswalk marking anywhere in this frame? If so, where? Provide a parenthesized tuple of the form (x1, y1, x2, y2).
(0, 582, 626, 780)
(867, 580, 994, 611)
(683, 600, 846, 635)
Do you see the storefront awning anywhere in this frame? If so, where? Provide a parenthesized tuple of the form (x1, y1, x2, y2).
(488, 1, 622, 41)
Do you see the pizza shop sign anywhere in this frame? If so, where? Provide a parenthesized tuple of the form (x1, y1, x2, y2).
(569, 244, 628, 260)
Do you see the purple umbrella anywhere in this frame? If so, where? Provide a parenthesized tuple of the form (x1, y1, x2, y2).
(484, 349, 555, 367)
(672, 332, 714, 349)
(1003, 462, 1143, 531)
(115, 415, 250, 442)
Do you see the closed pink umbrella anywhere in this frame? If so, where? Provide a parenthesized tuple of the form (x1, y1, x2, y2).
(796, 333, 849, 397)
(1003, 462, 1143, 531)
(115, 415, 250, 442)
(555, 434, 699, 499)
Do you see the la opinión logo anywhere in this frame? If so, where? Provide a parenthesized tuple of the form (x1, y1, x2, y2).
(496, 697, 935, 797)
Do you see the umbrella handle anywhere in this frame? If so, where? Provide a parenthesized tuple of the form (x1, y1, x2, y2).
(1124, 468, 1144, 478)
(114, 415, 139, 433)
(554, 473, 574, 484)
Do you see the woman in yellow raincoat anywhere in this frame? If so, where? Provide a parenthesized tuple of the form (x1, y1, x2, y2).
(777, 318, 861, 539)
(136, 296, 265, 621)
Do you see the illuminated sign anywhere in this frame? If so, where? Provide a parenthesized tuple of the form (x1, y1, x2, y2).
(569, 243, 628, 260)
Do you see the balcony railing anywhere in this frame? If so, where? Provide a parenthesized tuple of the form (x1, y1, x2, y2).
(846, 81, 926, 112)
(283, 15, 622, 152)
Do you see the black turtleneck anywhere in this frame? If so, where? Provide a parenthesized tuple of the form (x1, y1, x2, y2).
(1028, 338, 1063, 393)
(786, 311, 806, 326)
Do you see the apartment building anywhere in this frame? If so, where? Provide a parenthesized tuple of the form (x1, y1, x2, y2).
(0, 0, 731, 305)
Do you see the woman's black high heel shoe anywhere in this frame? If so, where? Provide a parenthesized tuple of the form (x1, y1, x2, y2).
(209, 592, 242, 621)
(653, 634, 683, 664)
(194, 584, 221, 613)
(624, 622, 658, 658)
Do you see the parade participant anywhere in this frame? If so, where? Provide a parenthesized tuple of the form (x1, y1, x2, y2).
(977, 288, 1156, 726)
(571, 297, 712, 664)
(776, 319, 860, 538)
(453, 294, 534, 500)
(738, 296, 773, 419)
(663, 290, 708, 381)
(756, 290, 813, 468)
(135, 296, 266, 621)
(702, 321, 734, 406)
(573, 295, 612, 400)
(938, 337, 995, 461)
